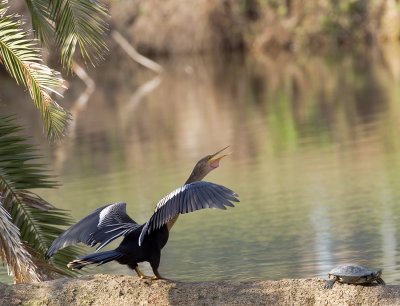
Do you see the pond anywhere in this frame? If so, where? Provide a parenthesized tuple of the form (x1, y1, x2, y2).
(1, 46, 400, 284)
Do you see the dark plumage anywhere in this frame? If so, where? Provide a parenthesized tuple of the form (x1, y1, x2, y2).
(46, 147, 239, 280)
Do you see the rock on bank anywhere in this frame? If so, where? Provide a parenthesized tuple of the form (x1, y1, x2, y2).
(0, 274, 399, 305)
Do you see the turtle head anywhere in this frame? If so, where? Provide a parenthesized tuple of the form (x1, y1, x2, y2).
(374, 270, 382, 278)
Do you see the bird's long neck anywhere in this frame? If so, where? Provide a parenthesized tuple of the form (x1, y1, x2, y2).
(185, 170, 205, 185)
(184, 177, 195, 185)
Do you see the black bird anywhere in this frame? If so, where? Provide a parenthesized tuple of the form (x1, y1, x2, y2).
(46, 146, 239, 280)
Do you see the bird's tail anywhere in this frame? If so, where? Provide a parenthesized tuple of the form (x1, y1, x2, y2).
(67, 250, 123, 270)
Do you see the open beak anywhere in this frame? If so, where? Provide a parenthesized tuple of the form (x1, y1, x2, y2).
(209, 146, 231, 168)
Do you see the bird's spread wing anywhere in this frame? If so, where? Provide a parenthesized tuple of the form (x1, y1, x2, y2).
(139, 181, 239, 246)
(46, 202, 138, 257)
(89, 222, 141, 252)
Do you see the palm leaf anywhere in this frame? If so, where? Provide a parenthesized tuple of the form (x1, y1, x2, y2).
(0, 205, 49, 283)
(0, 2, 70, 140)
(24, 0, 55, 45)
(49, 0, 109, 68)
(0, 1, 6, 17)
(23, 0, 109, 69)
(0, 116, 82, 281)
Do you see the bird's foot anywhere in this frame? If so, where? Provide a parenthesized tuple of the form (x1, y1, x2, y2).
(134, 267, 153, 280)
(139, 275, 153, 280)
(150, 275, 171, 281)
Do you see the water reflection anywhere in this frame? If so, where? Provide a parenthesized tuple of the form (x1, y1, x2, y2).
(1, 46, 400, 284)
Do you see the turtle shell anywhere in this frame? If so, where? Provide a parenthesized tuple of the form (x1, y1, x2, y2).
(328, 264, 380, 284)
(329, 264, 375, 277)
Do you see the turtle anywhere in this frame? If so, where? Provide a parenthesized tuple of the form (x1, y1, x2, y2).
(324, 264, 385, 289)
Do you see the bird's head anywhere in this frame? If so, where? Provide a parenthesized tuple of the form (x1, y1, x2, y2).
(185, 146, 230, 184)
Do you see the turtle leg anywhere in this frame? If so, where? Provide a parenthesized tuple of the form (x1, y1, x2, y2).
(324, 277, 337, 289)
(376, 277, 386, 285)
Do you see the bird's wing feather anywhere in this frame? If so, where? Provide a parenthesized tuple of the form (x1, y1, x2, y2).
(46, 202, 137, 257)
(90, 222, 142, 251)
(139, 181, 239, 246)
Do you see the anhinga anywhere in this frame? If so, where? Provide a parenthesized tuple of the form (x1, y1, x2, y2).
(46, 147, 239, 280)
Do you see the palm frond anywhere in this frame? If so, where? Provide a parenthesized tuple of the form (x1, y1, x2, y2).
(0, 4, 70, 140)
(23, 0, 109, 69)
(0, 1, 6, 17)
(49, 0, 109, 68)
(24, 0, 55, 45)
(0, 205, 48, 283)
(0, 116, 82, 280)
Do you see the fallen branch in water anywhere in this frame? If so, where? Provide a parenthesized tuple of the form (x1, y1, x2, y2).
(111, 31, 164, 74)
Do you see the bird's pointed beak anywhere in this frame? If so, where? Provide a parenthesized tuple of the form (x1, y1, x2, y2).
(209, 146, 231, 168)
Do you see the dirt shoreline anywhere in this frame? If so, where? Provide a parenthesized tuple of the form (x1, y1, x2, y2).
(1, 274, 399, 305)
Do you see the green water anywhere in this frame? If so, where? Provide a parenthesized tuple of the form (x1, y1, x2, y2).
(1, 47, 400, 284)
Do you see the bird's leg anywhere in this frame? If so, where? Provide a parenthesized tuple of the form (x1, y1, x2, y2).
(149, 252, 170, 281)
(151, 269, 168, 281)
(129, 264, 152, 279)
(135, 267, 153, 279)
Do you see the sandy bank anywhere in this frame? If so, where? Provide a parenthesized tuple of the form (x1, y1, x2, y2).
(1, 274, 399, 305)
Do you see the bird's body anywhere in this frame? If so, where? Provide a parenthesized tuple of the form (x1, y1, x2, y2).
(107, 224, 169, 279)
(47, 147, 239, 279)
